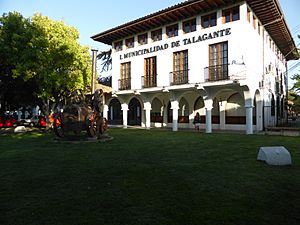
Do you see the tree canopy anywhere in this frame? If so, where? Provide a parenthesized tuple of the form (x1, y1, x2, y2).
(0, 12, 91, 113)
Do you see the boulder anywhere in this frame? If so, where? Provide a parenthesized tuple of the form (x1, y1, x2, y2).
(14, 126, 27, 133)
(257, 146, 292, 166)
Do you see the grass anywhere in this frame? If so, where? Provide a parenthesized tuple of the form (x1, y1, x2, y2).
(0, 128, 300, 225)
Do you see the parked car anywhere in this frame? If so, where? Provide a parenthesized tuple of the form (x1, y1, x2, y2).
(19, 115, 46, 127)
(0, 115, 18, 128)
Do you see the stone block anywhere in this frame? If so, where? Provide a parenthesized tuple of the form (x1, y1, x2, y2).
(257, 146, 292, 166)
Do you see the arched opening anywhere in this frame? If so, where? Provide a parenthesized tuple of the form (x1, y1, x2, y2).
(194, 96, 205, 123)
(108, 98, 122, 125)
(212, 97, 220, 124)
(128, 98, 142, 125)
(167, 101, 172, 123)
(179, 98, 189, 123)
(226, 93, 245, 124)
(151, 98, 163, 123)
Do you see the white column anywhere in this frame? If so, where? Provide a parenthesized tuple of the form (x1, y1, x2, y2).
(204, 98, 213, 133)
(219, 101, 227, 130)
(245, 105, 253, 134)
(121, 103, 128, 129)
(144, 102, 151, 130)
(110, 105, 113, 120)
(171, 101, 179, 131)
(103, 104, 109, 119)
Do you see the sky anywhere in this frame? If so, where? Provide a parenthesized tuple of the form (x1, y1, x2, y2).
(1, 0, 300, 83)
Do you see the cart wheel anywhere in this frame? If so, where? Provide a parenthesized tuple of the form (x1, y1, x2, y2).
(86, 112, 97, 137)
(53, 113, 64, 137)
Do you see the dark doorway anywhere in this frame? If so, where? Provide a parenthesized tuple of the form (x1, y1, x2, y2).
(108, 98, 122, 125)
(128, 98, 141, 125)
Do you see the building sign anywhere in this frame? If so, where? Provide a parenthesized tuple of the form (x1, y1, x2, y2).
(120, 28, 231, 60)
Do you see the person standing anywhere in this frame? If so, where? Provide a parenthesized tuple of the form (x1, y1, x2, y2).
(193, 112, 200, 131)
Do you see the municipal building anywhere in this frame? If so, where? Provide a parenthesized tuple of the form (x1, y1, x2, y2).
(91, 0, 299, 134)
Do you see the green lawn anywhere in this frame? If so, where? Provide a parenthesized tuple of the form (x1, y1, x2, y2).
(0, 128, 299, 225)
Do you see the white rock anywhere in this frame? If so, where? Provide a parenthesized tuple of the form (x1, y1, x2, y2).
(257, 146, 292, 166)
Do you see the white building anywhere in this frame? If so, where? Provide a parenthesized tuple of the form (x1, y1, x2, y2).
(92, 0, 299, 134)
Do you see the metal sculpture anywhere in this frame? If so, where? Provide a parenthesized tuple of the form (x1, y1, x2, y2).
(53, 89, 108, 138)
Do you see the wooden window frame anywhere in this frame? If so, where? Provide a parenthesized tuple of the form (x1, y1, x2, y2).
(120, 62, 131, 90)
(114, 40, 123, 51)
(183, 18, 196, 33)
(208, 42, 228, 81)
(138, 33, 148, 45)
(247, 7, 251, 23)
(125, 37, 134, 49)
(166, 24, 178, 38)
(222, 6, 240, 23)
(172, 50, 188, 84)
(144, 56, 157, 87)
(201, 12, 217, 29)
(253, 15, 256, 29)
(151, 29, 162, 42)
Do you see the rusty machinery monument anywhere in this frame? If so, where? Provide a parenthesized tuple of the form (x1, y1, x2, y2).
(53, 89, 108, 140)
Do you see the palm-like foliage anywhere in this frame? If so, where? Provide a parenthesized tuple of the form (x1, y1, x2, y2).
(97, 49, 112, 72)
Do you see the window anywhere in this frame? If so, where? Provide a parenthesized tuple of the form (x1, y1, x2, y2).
(166, 24, 178, 38)
(151, 29, 162, 42)
(138, 33, 148, 45)
(144, 57, 157, 88)
(247, 7, 251, 22)
(183, 18, 196, 33)
(125, 37, 134, 49)
(208, 42, 228, 81)
(201, 13, 217, 28)
(222, 6, 240, 23)
(114, 40, 123, 51)
(253, 15, 256, 29)
(172, 50, 188, 85)
(120, 62, 131, 90)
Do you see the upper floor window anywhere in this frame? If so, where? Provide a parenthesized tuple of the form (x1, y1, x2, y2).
(247, 7, 251, 23)
(208, 41, 228, 81)
(166, 24, 178, 38)
(138, 33, 148, 45)
(151, 29, 162, 42)
(172, 50, 189, 85)
(125, 37, 134, 49)
(144, 56, 157, 88)
(222, 6, 240, 23)
(253, 15, 256, 29)
(183, 18, 196, 33)
(120, 62, 131, 90)
(258, 22, 261, 35)
(114, 40, 123, 51)
(201, 12, 217, 29)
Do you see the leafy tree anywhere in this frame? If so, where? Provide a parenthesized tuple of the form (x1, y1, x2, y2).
(289, 73, 300, 116)
(0, 12, 41, 111)
(0, 12, 91, 114)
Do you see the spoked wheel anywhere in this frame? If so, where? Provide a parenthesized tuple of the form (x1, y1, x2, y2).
(86, 112, 98, 137)
(53, 113, 64, 137)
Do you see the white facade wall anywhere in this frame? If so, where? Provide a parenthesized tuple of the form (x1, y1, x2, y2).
(108, 2, 288, 133)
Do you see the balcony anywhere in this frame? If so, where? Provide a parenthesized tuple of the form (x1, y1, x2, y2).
(170, 70, 189, 85)
(141, 75, 157, 88)
(118, 78, 131, 90)
(204, 65, 228, 82)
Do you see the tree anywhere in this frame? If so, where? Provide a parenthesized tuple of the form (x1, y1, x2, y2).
(0, 12, 41, 111)
(97, 49, 112, 87)
(0, 12, 91, 114)
(289, 73, 300, 116)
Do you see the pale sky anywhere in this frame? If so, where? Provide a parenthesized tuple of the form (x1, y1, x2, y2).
(1, 0, 299, 82)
